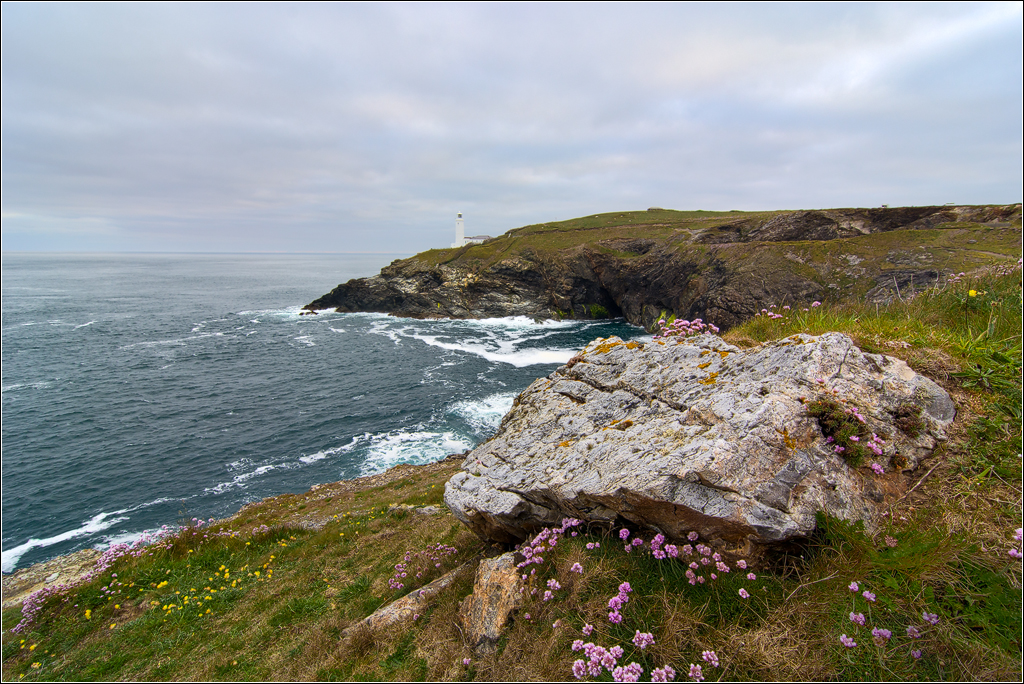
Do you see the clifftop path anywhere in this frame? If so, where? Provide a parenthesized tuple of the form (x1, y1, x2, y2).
(306, 205, 1022, 330)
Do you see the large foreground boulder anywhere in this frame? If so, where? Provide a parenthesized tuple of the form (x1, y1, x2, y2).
(444, 333, 954, 554)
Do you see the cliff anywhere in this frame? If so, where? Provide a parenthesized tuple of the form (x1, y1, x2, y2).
(306, 204, 1022, 330)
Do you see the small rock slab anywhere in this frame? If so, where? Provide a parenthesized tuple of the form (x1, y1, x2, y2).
(444, 333, 954, 552)
(460, 552, 524, 652)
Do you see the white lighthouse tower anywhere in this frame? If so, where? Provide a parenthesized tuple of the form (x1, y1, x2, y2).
(452, 212, 465, 248)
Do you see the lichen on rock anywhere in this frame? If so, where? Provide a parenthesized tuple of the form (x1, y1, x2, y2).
(444, 332, 954, 554)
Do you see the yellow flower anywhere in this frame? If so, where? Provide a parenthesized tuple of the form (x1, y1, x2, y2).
(969, 289, 977, 297)
(29, 644, 36, 651)
(110, 623, 116, 629)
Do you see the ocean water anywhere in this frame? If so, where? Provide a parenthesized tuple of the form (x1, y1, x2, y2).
(1, 253, 644, 574)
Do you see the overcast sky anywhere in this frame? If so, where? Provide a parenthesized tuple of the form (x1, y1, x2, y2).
(2, 2, 1021, 253)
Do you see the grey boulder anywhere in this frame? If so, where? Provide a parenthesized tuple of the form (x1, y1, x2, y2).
(444, 332, 954, 554)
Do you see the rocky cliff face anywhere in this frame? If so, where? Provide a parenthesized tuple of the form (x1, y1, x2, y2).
(305, 205, 1020, 330)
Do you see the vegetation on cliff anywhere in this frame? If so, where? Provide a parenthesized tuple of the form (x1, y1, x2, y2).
(4, 261, 1021, 682)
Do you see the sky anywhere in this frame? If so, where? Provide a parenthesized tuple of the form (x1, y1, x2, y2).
(2, 2, 1021, 254)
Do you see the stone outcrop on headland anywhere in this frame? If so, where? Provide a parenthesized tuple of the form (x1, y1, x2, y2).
(444, 333, 955, 555)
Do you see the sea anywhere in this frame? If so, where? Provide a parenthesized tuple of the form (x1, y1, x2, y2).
(1, 253, 645, 574)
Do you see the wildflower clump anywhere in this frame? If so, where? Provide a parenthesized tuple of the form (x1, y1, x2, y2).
(805, 396, 886, 467)
(652, 317, 720, 340)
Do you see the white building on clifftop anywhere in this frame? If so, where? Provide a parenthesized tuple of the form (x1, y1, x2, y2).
(451, 212, 491, 248)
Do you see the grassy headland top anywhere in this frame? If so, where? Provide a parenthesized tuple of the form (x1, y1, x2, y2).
(307, 204, 1022, 330)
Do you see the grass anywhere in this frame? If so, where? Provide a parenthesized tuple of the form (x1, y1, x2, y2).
(3, 265, 1021, 681)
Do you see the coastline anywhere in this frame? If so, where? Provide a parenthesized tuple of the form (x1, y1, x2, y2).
(1, 453, 466, 611)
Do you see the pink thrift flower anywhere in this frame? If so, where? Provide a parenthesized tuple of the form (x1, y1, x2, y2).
(632, 631, 655, 649)
(922, 611, 939, 625)
(609, 611, 623, 624)
(701, 650, 719, 667)
(463, 658, 471, 666)
(736, 559, 747, 569)
(572, 659, 587, 679)
(687, 531, 699, 542)
(912, 649, 923, 660)
(862, 590, 876, 602)
(906, 626, 921, 639)
(582, 623, 594, 636)
(739, 588, 750, 599)
(619, 528, 631, 541)
(848, 581, 859, 592)
(850, 612, 866, 626)
(1015, 528, 1023, 543)
(1009, 548, 1022, 559)
(747, 572, 757, 581)
(572, 639, 585, 651)
(839, 634, 857, 648)
(871, 463, 885, 475)
(651, 665, 676, 682)
(570, 562, 584, 574)
(619, 582, 632, 594)
(687, 663, 704, 682)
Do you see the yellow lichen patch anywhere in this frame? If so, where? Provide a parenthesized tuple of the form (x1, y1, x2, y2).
(592, 341, 624, 354)
(700, 350, 711, 356)
(777, 428, 797, 450)
(698, 372, 719, 386)
(558, 440, 572, 448)
(625, 341, 640, 350)
(717, 350, 730, 359)
(697, 361, 712, 369)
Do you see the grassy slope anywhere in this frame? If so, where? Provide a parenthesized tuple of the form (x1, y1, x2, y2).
(3, 262, 1021, 682)
(408, 210, 1020, 306)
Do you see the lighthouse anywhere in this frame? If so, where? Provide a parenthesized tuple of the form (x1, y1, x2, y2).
(451, 212, 492, 248)
(452, 212, 465, 248)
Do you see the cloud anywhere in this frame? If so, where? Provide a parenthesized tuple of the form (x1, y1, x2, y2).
(2, 3, 1020, 253)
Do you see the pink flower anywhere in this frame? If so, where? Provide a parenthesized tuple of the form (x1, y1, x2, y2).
(906, 626, 921, 639)
(738, 588, 750, 599)
(572, 659, 587, 679)
(609, 611, 623, 624)
(463, 658, 471, 666)
(1015, 528, 1023, 543)
(848, 581, 859, 592)
(582, 623, 594, 636)
(619, 528, 631, 541)
(850, 612, 866, 626)
(922, 611, 939, 625)
(687, 663, 704, 681)
(619, 582, 632, 594)
(687, 531, 699, 542)
(736, 559, 747, 569)
(870, 463, 885, 475)
(839, 634, 857, 648)
(651, 665, 676, 682)
(701, 650, 719, 667)
(570, 562, 584, 574)
(632, 631, 655, 649)
(746, 572, 756, 581)
(572, 639, 585, 651)
(862, 590, 876, 602)
(912, 649, 922, 660)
